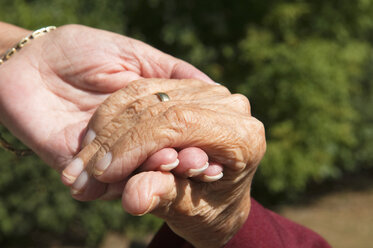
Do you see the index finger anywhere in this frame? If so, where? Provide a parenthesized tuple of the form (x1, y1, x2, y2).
(92, 106, 266, 183)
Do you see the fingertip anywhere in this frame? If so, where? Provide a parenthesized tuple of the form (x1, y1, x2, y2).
(173, 147, 208, 176)
(141, 148, 179, 171)
(193, 162, 224, 182)
(121, 175, 155, 216)
(93, 152, 112, 176)
(160, 159, 179, 171)
(61, 158, 84, 185)
(171, 60, 215, 84)
(122, 171, 176, 216)
(200, 172, 224, 182)
(126, 196, 161, 216)
(195, 74, 215, 85)
(71, 170, 89, 194)
(186, 162, 209, 177)
(61, 172, 75, 186)
(203, 162, 224, 176)
(92, 151, 136, 183)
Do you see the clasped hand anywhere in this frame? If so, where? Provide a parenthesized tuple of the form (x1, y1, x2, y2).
(0, 24, 266, 248)
(63, 78, 266, 248)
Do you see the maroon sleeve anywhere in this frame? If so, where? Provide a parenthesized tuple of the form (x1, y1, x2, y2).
(148, 198, 331, 248)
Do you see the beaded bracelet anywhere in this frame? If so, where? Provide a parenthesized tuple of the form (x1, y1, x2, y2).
(0, 26, 56, 65)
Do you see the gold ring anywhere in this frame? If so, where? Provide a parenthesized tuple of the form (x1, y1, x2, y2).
(155, 92, 170, 102)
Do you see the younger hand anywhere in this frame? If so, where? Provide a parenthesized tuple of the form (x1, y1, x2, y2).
(0, 24, 213, 173)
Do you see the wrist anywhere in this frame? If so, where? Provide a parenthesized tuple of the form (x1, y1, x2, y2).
(0, 22, 30, 55)
(166, 192, 251, 248)
(202, 196, 251, 248)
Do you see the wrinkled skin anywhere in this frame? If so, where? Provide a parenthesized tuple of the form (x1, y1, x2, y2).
(0, 23, 266, 247)
(0, 24, 216, 199)
(72, 79, 266, 248)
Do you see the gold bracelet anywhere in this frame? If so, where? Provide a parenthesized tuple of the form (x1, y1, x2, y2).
(0, 129, 33, 157)
(0, 26, 56, 65)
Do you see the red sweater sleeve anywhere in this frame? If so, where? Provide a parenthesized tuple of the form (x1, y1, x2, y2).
(148, 199, 331, 248)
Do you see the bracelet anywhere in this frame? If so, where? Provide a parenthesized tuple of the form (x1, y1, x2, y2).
(0, 26, 56, 65)
(0, 129, 33, 157)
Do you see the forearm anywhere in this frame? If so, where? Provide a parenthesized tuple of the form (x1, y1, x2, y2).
(0, 22, 33, 150)
(0, 22, 27, 122)
(0, 22, 30, 55)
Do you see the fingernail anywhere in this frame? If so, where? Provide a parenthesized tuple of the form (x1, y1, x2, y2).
(186, 162, 209, 177)
(160, 159, 179, 171)
(62, 158, 84, 184)
(94, 152, 112, 176)
(214, 82, 222, 85)
(82, 129, 96, 147)
(202, 172, 224, 182)
(135, 196, 160, 216)
(71, 170, 89, 195)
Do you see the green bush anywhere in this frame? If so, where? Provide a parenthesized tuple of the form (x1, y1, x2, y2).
(0, 128, 162, 246)
(238, 29, 368, 188)
(1, 0, 373, 245)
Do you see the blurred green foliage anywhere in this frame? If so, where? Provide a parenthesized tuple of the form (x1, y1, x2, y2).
(1, 0, 373, 246)
(0, 125, 162, 246)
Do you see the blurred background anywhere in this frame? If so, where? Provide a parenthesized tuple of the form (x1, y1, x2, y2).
(0, 0, 372, 247)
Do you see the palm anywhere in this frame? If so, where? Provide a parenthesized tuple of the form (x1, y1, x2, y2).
(0, 24, 212, 171)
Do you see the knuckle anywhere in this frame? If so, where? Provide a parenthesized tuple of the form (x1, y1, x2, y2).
(165, 105, 190, 125)
(252, 118, 266, 141)
(164, 105, 182, 123)
(90, 136, 110, 155)
(96, 122, 119, 142)
(126, 97, 150, 116)
(126, 126, 142, 149)
(230, 94, 251, 114)
(100, 142, 111, 154)
(91, 135, 104, 148)
(93, 89, 134, 119)
(242, 117, 266, 164)
(134, 105, 186, 147)
(162, 105, 190, 134)
(125, 79, 152, 97)
(140, 103, 165, 121)
(211, 84, 231, 95)
(256, 120, 267, 155)
(90, 126, 119, 155)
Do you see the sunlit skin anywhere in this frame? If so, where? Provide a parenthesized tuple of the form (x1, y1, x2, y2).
(74, 78, 266, 248)
(0, 23, 219, 200)
(0, 23, 267, 247)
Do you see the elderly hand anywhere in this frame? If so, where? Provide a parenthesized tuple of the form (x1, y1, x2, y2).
(67, 78, 266, 247)
(0, 24, 213, 177)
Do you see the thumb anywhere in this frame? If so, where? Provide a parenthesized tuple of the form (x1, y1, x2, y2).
(88, 71, 142, 93)
(170, 60, 215, 84)
(122, 171, 179, 216)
